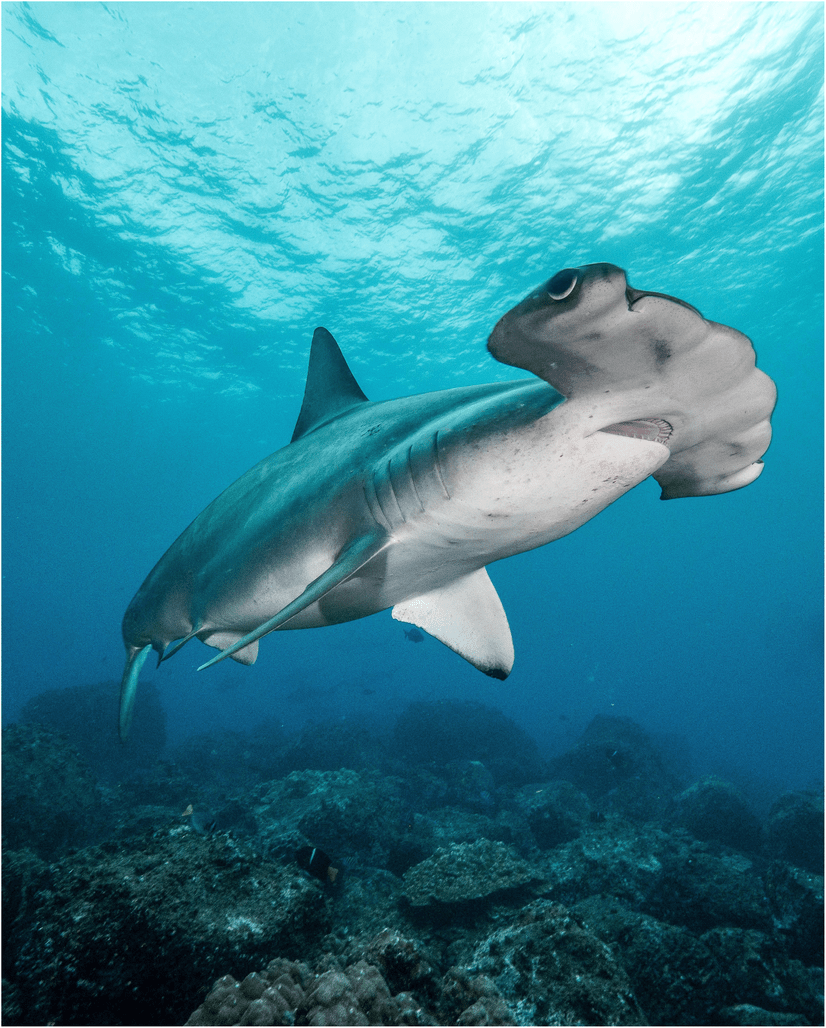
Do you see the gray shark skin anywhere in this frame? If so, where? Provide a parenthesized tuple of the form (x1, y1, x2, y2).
(119, 263, 776, 738)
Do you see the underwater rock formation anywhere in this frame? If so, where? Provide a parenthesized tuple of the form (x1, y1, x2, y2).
(391, 700, 544, 786)
(468, 900, 647, 1025)
(403, 839, 541, 909)
(3, 709, 822, 1026)
(764, 791, 824, 875)
(674, 776, 762, 853)
(18, 680, 166, 782)
(6, 829, 332, 1026)
(548, 714, 680, 821)
(2, 722, 101, 858)
(517, 779, 592, 849)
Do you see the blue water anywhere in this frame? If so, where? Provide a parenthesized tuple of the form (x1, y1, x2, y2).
(3, 2, 823, 795)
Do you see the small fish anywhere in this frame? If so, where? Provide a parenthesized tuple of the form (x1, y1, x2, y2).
(182, 804, 217, 835)
(403, 628, 425, 643)
(296, 845, 339, 884)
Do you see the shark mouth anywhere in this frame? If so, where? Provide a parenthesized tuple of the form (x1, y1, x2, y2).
(602, 418, 673, 446)
(625, 286, 702, 318)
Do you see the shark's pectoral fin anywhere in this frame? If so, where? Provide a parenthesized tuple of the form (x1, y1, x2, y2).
(119, 642, 153, 741)
(392, 568, 514, 679)
(197, 531, 392, 671)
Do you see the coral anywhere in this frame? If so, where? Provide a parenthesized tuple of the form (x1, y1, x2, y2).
(674, 776, 762, 853)
(5, 712, 823, 1026)
(185, 955, 432, 1026)
(403, 839, 540, 908)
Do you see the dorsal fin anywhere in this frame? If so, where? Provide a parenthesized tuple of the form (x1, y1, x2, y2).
(291, 327, 369, 442)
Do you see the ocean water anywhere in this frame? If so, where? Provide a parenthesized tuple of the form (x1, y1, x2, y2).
(3, 2, 823, 795)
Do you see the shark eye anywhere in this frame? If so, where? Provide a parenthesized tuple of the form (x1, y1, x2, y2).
(546, 268, 578, 300)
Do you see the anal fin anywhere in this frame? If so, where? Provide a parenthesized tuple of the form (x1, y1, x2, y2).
(203, 634, 260, 665)
(392, 567, 514, 679)
(198, 530, 391, 670)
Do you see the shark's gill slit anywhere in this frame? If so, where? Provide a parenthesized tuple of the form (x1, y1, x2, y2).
(385, 459, 406, 523)
(603, 418, 673, 445)
(363, 477, 391, 532)
(431, 431, 451, 500)
(404, 444, 426, 513)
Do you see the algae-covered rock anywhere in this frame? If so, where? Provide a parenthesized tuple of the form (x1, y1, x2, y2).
(517, 779, 592, 849)
(763, 861, 824, 966)
(255, 768, 410, 870)
(675, 776, 762, 853)
(10, 830, 332, 1026)
(2, 722, 101, 858)
(468, 900, 648, 1025)
(403, 839, 539, 907)
(764, 791, 824, 874)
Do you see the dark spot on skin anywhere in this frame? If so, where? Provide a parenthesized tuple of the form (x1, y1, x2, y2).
(653, 341, 671, 365)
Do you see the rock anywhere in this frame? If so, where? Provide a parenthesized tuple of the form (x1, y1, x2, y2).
(440, 967, 516, 1025)
(647, 843, 772, 932)
(255, 768, 409, 871)
(171, 722, 290, 795)
(18, 680, 166, 783)
(2, 722, 102, 858)
(344, 928, 437, 998)
(577, 893, 823, 1027)
(403, 839, 541, 908)
(764, 792, 824, 874)
(468, 900, 647, 1025)
(540, 821, 772, 932)
(574, 896, 723, 1025)
(517, 780, 592, 849)
(763, 861, 824, 966)
(701, 926, 823, 1025)
(280, 717, 387, 775)
(548, 714, 679, 821)
(9, 830, 331, 1026)
(719, 1003, 812, 1026)
(391, 701, 544, 786)
(674, 776, 762, 853)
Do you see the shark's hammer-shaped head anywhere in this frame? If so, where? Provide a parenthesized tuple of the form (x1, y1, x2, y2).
(487, 263, 777, 499)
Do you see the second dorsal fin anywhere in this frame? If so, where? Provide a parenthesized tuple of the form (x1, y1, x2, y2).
(291, 327, 369, 442)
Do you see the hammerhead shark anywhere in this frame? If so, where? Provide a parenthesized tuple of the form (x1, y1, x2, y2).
(119, 263, 776, 737)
